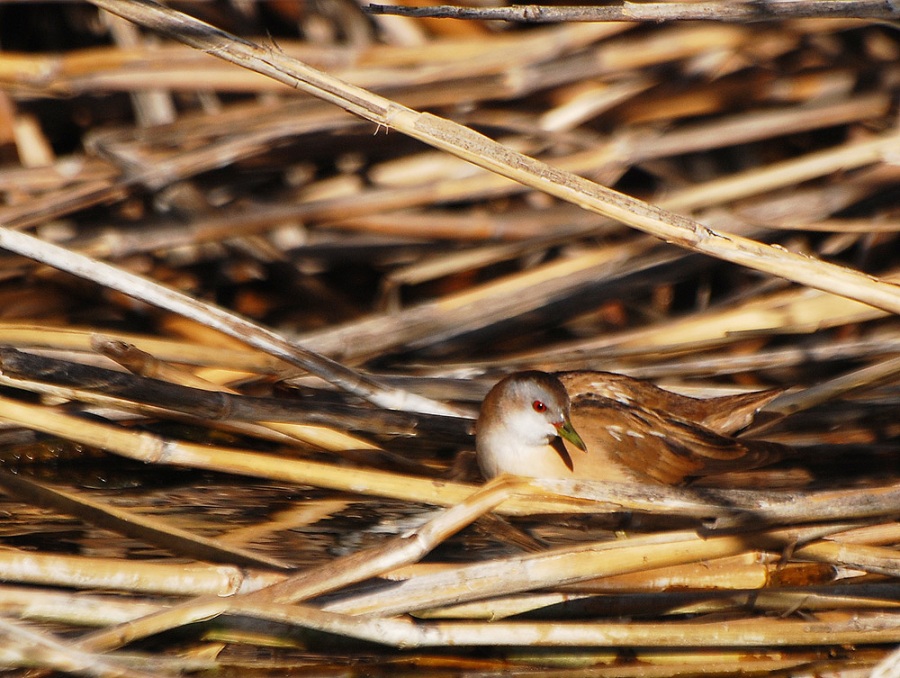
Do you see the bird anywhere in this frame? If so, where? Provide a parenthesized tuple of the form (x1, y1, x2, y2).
(475, 370, 788, 485)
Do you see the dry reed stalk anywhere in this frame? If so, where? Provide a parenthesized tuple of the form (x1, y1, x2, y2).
(59, 477, 529, 655)
(0, 2, 897, 673)
(0, 587, 872, 670)
(70, 583, 900, 658)
(829, 521, 900, 545)
(0, 157, 116, 193)
(323, 528, 792, 616)
(0, 584, 162, 627)
(292, 136, 897, 360)
(528, 284, 891, 356)
(873, 645, 900, 678)
(386, 551, 816, 590)
(412, 577, 896, 621)
(223, 601, 900, 648)
(331, 90, 888, 207)
(792, 541, 900, 577)
(533, 477, 900, 525)
(92, 337, 261, 390)
(0, 227, 461, 416)
(0, 24, 619, 96)
(0, 372, 329, 448)
(366, 2, 900, 23)
(581, 334, 900, 380)
(95, 337, 382, 451)
(2, 352, 895, 521)
(0, 358, 423, 443)
(10, 477, 888, 662)
(6, 363, 888, 521)
(246, 475, 527, 604)
(214, 498, 352, 548)
(746, 355, 900, 429)
(83, 0, 900, 317)
(781, 217, 900, 233)
(0, 347, 474, 443)
(662, 131, 900, 214)
(0, 616, 159, 678)
(0, 179, 131, 232)
(0, 323, 283, 372)
(0, 549, 281, 596)
(0, 393, 594, 515)
(14, 88, 882, 302)
(0, 470, 293, 569)
(332, 105, 889, 235)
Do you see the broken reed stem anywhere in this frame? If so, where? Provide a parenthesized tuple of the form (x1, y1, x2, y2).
(86, 0, 900, 317)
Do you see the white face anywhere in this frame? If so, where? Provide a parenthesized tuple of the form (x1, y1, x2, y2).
(476, 372, 575, 480)
(488, 374, 570, 445)
(501, 397, 562, 446)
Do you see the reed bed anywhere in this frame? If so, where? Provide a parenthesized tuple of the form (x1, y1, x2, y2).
(0, 1, 898, 675)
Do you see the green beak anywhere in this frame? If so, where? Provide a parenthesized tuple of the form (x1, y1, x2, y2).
(557, 419, 587, 452)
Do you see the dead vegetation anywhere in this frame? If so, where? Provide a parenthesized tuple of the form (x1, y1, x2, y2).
(0, 1, 898, 675)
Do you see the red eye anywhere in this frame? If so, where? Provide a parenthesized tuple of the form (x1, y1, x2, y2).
(532, 400, 547, 413)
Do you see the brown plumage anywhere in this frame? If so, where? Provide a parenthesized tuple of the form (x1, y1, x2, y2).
(557, 371, 782, 437)
(476, 370, 788, 485)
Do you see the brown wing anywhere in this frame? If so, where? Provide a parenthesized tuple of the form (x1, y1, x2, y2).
(558, 371, 782, 435)
(568, 396, 790, 485)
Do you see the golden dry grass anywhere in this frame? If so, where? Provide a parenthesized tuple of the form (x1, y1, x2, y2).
(0, 2, 898, 675)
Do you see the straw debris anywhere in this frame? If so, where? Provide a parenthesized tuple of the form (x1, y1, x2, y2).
(0, 1, 897, 674)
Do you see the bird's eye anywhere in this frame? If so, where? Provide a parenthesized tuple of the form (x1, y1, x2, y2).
(532, 400, 547, 413)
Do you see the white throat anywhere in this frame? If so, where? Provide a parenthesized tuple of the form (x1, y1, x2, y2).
(476, 412, 571, 480)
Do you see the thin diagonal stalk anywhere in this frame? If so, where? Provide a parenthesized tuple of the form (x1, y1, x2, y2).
(86, 0, 900, 316)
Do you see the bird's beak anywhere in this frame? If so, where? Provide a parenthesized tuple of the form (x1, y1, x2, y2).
(555, 419, 587, 452)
